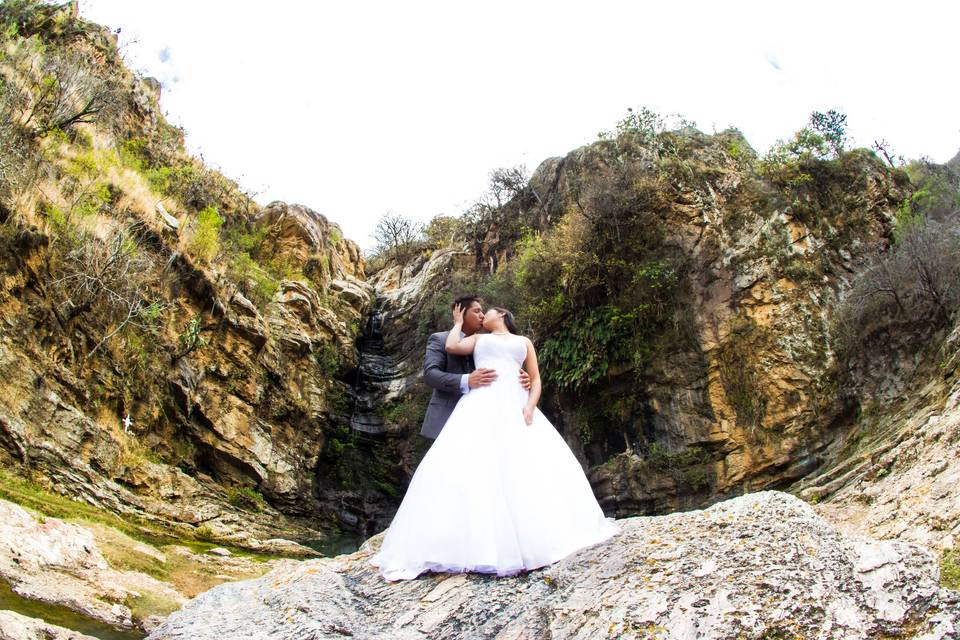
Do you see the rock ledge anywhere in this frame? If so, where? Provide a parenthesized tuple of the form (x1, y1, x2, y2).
(147, 491, 959, 639)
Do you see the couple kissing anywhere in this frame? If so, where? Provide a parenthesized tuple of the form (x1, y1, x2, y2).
(420, 295, 532, 440)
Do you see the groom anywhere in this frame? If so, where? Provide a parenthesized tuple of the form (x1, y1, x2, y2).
(420, 295, 530, 440)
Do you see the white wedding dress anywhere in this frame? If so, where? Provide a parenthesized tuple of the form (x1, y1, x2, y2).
(369, 332, 619, 581)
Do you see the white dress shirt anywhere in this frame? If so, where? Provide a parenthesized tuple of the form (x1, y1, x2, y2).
(459, 330, 470, 394)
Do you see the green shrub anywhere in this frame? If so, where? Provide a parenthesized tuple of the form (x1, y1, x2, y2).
(139, 157, 229, 211)
(225, 486, 266, 512)
(117, 137, 149, 172)
(314, 341, 342, 375)
(378, 396, 427, 429)
(73, 182, 111, 218)
(227, 251, 278, 307)
(225, 221, 269, 253)
(902, 160, 960, 220)
(892, 198, 924, 244)
(646, 442, 711, 491)
(598, 106, 664, 141)
(221, 218, 308, 306)
(942, 550, 960, 590)
(188, 205, 222, 263)
(177, 315, 206, 357)
(538, 305, 639, 391)
(715, 315, 770, 432)
(43, 202, 68, 232)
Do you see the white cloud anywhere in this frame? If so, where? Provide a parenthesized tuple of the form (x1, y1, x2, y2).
(79, 0, 960, 250)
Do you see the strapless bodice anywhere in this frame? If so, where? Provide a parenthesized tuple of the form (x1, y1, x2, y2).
(473, 333, 526, 373)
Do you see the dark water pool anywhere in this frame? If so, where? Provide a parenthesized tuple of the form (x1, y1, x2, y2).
(300, 531, 366, 557)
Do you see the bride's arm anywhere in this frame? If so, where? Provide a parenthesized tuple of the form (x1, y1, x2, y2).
(521, 337, 542, 425)
(444, 304, 478, 355)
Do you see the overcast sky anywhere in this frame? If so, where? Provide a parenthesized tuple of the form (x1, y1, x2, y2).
(79, 1, 959, 251)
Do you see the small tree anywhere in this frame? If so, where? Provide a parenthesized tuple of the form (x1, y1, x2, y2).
(762, 109, 849, 171)
(49, 223, 165, 359)
(598, 106, 664, 144)
(486, 166, 528, 209)
(17, 50, 120, 137)
(809, 109, 848, 158)
(837, 214, 960, 352)
(872, 139, 904, 168)
(371, 213, 423, 263)
(423, 215, 462, 248)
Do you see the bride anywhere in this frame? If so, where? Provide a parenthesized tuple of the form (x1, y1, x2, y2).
(369, 303, 619, 581)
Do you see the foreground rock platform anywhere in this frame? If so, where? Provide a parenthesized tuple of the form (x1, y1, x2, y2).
(146, 491, 958, 639)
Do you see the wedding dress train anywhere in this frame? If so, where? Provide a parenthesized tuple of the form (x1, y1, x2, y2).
(369, 332, 618, 581)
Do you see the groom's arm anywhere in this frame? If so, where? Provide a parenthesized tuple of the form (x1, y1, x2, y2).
(422, 333, 465, 394)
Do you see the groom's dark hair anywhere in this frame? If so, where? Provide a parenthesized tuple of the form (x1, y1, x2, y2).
(452, 295, 482, 310)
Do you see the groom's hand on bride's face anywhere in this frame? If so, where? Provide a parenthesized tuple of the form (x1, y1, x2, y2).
(468, 368, 497, 389)
(518, 369, 531, 391)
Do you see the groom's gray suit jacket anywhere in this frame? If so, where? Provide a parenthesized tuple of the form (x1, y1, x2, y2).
(420, 330, 475, 440)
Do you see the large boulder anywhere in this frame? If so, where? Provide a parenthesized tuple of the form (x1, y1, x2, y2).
(256, 201, 366, 283)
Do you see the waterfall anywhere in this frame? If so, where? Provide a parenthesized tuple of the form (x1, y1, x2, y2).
(349, 299, 400, 434)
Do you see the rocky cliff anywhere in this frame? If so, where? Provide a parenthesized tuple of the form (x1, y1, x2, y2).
(800, 320, 960, 553)
(365, 126, 937, 521)
(0, 2, 377, 548)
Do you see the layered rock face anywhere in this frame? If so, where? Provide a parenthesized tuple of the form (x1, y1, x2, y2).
(0, 197, 372, 545)
(563, 141, 904, 515)
(311, 249, 471, 536)
(800, 319, 960, 553)
(0, 3, 377, 544)
(145, 492, 959, 640)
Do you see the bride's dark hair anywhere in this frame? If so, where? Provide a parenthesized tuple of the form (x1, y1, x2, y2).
(492, 307, 519, 334)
